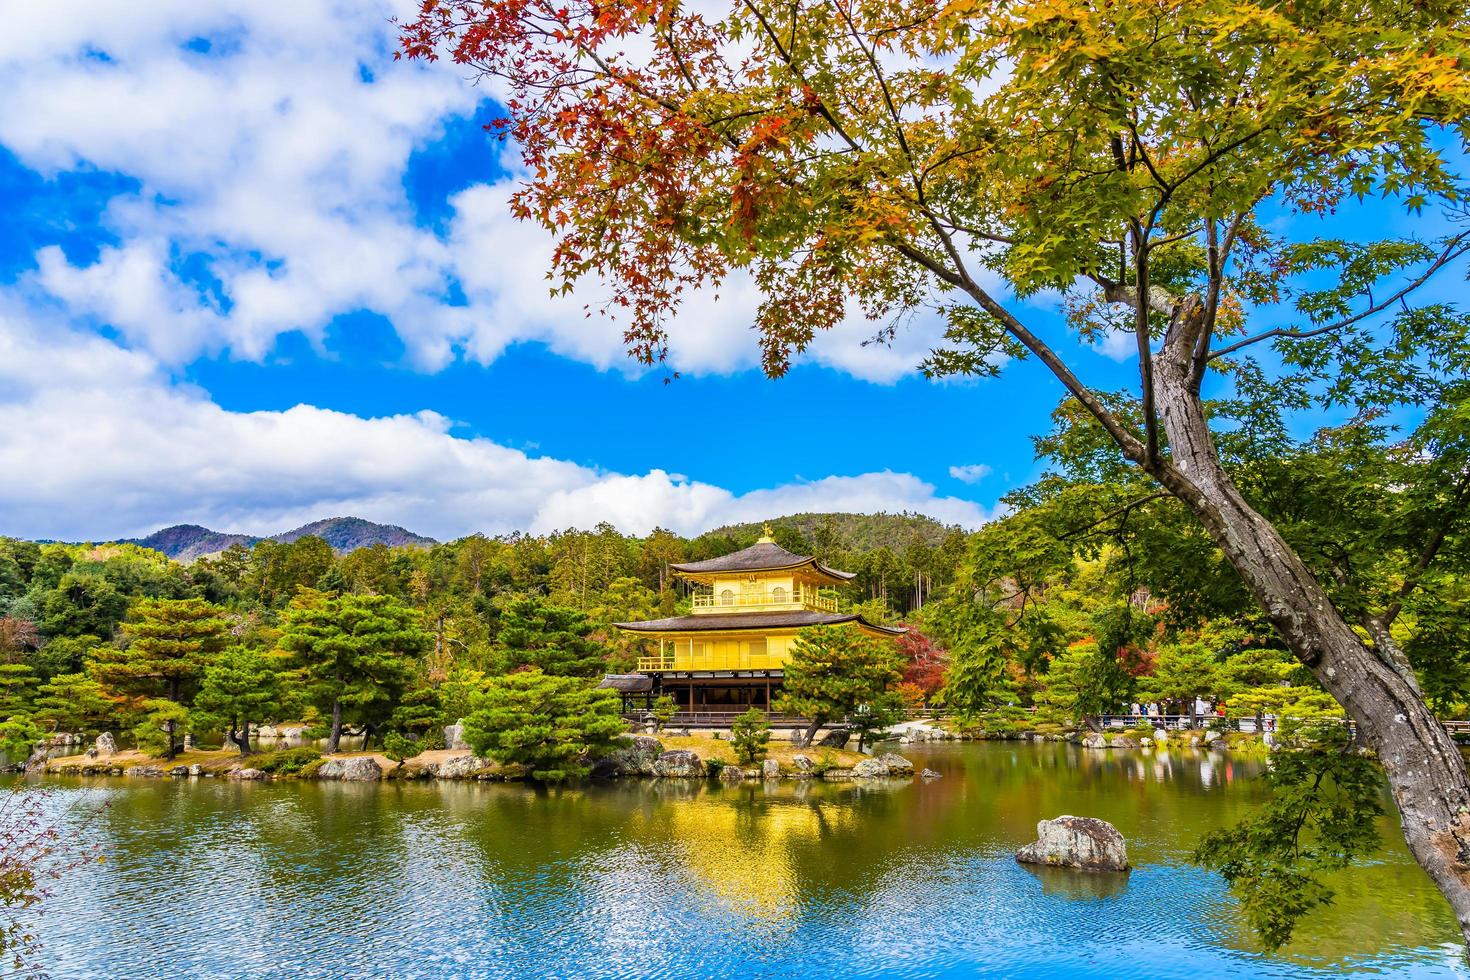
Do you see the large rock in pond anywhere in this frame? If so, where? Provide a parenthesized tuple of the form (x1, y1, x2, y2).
(590, 735, 665, 778)
(876, 753, 914, 776)
(315, 757, 383, 781)
(851, 758, 890, 778)
(1080, 733, 1109, 750)
(652, 750, 705, 779)
(817, 728, 851, 749)
(1015, 815, 1130, 872)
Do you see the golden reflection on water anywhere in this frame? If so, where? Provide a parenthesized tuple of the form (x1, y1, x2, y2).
(645, 785, 861, 926)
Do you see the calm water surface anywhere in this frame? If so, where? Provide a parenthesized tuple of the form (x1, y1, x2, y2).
(18, 743, 1470, 979)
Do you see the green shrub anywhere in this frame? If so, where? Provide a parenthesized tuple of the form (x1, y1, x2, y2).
(382, 732, 421, 763)
(730, 708, 771, 764)
(809, 749, 839, 775)
(254, 746, 323, 775)
(705, 758, 727, 777)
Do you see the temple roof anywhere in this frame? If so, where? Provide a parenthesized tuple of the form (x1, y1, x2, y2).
(614, 610, 905, 636)
(597, 674, 654, 693)
(668, 538, 856, 583)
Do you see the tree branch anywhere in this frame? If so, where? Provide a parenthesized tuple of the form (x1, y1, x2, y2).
(1207, 233, 1470, 362)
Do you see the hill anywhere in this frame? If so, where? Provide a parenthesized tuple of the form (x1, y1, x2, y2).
(272, 517, 435, 553)
(128, 525, 260, 562)
(704, 511, 959, 553)
(124, 517, 436, 561)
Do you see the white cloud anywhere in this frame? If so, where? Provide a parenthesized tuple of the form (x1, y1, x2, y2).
(0, 0, 944, 384)
(0, 311, 993, 541)
(948, 464, 992, 484)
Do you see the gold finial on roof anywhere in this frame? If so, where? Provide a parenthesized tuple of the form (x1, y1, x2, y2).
(757, 523, 776, 543)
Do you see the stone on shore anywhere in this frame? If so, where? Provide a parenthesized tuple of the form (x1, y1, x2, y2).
(444, 720, 469, 751)
(1080, 733, 1109, 750)
(1153, 729, 1168, 743)
(818, 728, 851, 749)
(434, 754, 494, 780)
(652, 750, 705, 778)
(762, 759, 781, 779)
(231, 768, 267, 780)
(591, 735, 665, 778)
(125, 765, 165, 777)
(1110, 736, 1140, 749)
(718, 764, 743, 783)
(90, 732, 117, 759)
(792, 754, 814, 773)
(1015, 815, 1130, 872)
(315, 757, 383, 781)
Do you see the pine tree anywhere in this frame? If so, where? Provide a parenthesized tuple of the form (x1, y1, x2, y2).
(775, 626, 904, 746)
(89, 598, 228, 759)
(33, 672, 119, 738)
(496, 596, 609, 677)
(279, 593, 429, 752)
(0, 664, 37, 719)
(730, 707, 771, 765)
(193, 646, 285, 755)
(462, 669, 626, 781)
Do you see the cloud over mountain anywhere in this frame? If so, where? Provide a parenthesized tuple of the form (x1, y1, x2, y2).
(0, 313, 995, 541)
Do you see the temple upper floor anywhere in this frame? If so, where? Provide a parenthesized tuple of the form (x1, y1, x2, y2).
(669, 531, 853, 616)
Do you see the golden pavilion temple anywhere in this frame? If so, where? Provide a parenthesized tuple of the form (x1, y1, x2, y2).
(611, 529, 904, 715)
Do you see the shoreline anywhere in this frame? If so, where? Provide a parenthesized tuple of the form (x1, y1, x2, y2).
(35, 725, 1265, 784)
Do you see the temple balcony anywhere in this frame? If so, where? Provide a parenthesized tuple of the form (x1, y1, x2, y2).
(690, 587, 838, 615)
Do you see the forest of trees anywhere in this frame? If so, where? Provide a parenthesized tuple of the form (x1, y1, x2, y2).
(0, 481, 1460, 767)
(0, 515, 974, 760)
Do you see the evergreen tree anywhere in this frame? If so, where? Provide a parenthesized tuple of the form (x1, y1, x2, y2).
(775, 626, 904, 746)
(497, 596, 609, 677)
(0, 664, 37, 719)
(0, 715, 41, 768)
(33, 673, 118, 737)
(462, 669, 626, 781)
(730, 707, 771, 765)
(279, 593, 429, 752)
(192, 646, 285, 755)
(89, 598, 228, 758)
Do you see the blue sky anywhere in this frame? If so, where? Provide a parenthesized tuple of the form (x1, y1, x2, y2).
(0, 2, 1451, 543)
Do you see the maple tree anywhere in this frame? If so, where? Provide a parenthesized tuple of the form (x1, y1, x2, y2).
(402, 0, 1470, 944)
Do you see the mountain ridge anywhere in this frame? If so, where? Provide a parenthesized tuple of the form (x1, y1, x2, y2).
(115, 511, 959, 562)
(124, 517, 436, 561)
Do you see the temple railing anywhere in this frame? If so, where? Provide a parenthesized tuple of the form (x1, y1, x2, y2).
(690, 589, 838, 614)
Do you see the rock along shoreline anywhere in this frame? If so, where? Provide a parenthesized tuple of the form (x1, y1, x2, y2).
(39, 734, 927, 785)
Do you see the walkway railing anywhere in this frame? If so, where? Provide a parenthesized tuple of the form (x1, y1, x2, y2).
(621, 708, 943, 730)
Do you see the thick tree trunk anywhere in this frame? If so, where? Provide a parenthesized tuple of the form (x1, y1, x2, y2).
(327, 699, 343, 754)
(1152, 336, 1470, 947)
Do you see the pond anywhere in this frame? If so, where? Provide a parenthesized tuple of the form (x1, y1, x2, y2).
(14, 742, 1469, 979)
